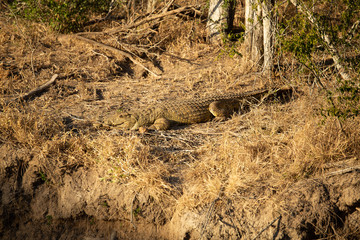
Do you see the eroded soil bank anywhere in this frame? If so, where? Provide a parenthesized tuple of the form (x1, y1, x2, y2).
(2, 158, 360, 239)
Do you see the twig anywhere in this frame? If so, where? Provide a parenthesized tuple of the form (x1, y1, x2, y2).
(200, 186, 225, 239)
(91, 50, 110, 60)
(346, 20, 359, 43)
(149, 147, 195, 153)
(299, 61, 326, 89)
(169, 3, 206, 19)
(162, 0, 176, 13)
(15, 74, 58, 102)
(326, 166, 360, 177)
(74, 35, 160, 78)
(144, 131, 195, 147)
(188, 130, 224, 135)
(161, 51, 197, 64)
(200, 197, 220, 240)
(122, 5, 196, 30)
(62, 111, 85, 121)
(30, 48, 36, 78)
(130, 194, 137, 230)
(224, 199, 242, 239)
(251, 215, 282, 240)
(79, 5, 197, 36)
(104, 0, 116, 20)
(83, 0, 118, 27)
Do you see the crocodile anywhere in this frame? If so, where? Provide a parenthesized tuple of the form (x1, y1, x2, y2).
(102, 87, 292, 130)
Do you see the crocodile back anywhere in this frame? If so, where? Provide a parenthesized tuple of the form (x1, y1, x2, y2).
(158, 88, 269, 124)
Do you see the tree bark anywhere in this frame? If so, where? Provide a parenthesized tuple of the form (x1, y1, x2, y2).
(207, 0, 226, 44)
(146, 0, 156, 13)
(244, 0, 274, 77)
(207, 0, 235, 44)
(244, 0, 263, 66)
(262, 0, 273, 75)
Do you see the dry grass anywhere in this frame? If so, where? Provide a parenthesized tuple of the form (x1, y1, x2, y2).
(179, 95, 360, 209)
(1, 4, 360, 238)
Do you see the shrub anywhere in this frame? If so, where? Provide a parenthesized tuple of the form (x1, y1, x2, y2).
(10, 0, 112, 32)
(278, 0, 360, 119)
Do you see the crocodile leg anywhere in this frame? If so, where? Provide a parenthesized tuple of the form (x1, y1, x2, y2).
(149, 117, 172, 130)
(208, 99, 242, 121)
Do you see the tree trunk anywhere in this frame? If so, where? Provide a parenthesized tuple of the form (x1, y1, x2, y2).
(244, 0, 263, 66)
(244, 0, 274, 76)
(207, 0, 235, 44)
(146, 0, 156, 13)
(207, 0, 226, 44)
(262, 0, 273, 75)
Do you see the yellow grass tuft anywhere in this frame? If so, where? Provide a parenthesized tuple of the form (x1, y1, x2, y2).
(178, 94, 360, 209)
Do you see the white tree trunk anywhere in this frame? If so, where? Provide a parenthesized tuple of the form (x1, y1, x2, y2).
(146, 0, 156, 13)
(262, 0, 273, 75)
(244, 0, 263, 66)
(207, 0, 226, 44)
(244, 0, 273, 76)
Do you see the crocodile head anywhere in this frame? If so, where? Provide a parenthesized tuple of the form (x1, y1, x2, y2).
(103, 112, 140, 130)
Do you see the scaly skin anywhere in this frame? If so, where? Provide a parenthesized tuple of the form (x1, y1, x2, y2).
(103, 88, 290, 130)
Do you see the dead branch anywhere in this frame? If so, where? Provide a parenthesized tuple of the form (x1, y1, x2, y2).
(78, 5, 198, 36)
(346, 20, 360, 43)
(169, 3, 206, 20)
(74, 35, 160, 78)
(121, 5, 198, 30)
(289, 0, 351, 81)
(162, 0, 176, 13)
(16, 74, 58, 102)
(326, 166, 360, 177)
(83, 0, 120, 27)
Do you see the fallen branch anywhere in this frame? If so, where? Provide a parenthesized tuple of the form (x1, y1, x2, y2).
(16, 74, 58, 102)
(74, 35, 160, 78)
(77, 5, 198, 36)
(169, 3, 206, 20)
(326, 166, 360, 177)
(124, 5, 198, 30)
